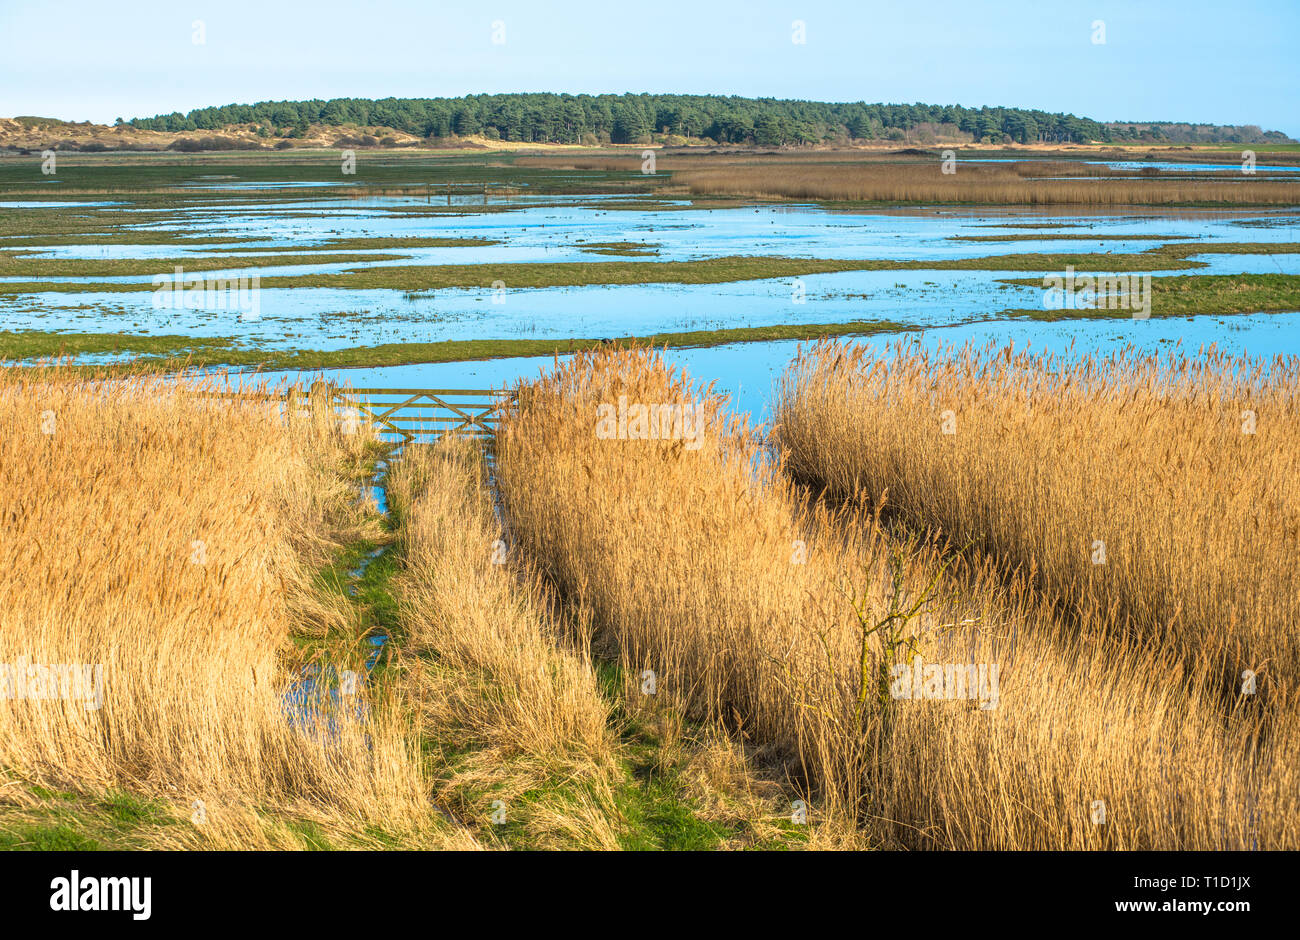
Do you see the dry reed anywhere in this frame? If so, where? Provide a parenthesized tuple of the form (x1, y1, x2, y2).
(668, 161, 1300, 205)
(492, 347, 1298, 848)
(774, 340, 1300, 702)
(0, 368, 463, 849)
(386, 440, 623, 849)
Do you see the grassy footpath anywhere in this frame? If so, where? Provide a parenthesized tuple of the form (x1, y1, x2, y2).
(384, 442, 811, 850)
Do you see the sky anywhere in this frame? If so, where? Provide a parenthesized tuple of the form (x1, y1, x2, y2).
(1, 0, 1296, 137)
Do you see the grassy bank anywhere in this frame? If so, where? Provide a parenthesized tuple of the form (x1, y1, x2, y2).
(998, 272, 1300, 320)
(0, 234, 497, 251)
(0, 320, 910, 370)
(0, 250, 413, 278)
(948, 232, 1192, 242)
(4, 241, 1297, 294)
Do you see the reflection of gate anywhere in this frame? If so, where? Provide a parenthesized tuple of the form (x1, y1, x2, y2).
(331, 387, 516, 445)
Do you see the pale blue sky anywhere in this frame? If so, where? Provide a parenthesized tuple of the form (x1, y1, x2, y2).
(1, 0, 1296, 136)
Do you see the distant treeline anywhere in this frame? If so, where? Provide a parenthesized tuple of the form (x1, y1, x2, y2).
(1106, 122, 1292, 144)
(127, 93, 1289, 146)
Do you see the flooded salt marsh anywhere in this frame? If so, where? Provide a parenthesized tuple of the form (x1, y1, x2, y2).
(2, 195, 1297, 351)
(5, 186, 1298, 421)
(7, 253, 1299, 351)
(9, 198, 1300, 267)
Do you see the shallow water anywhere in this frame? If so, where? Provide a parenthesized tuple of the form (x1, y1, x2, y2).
(236, 311, 1300, 428)
(7, 194, 1297, 410)
(12, 201, 1300, 269)
(964, 158, 1300, 174)
(7, 252, 1298, 349)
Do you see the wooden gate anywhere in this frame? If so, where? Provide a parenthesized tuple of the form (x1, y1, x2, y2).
(197, 384, 515, 446)
(328, 386, 516, 445)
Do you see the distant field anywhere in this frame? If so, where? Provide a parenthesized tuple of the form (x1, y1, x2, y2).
(4, 147, 1299, 206)
(663, 158, 1300, 206)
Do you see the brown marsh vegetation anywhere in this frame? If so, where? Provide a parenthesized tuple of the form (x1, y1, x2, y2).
(0, 370, 469, 849)
(517, 149, 1300, 205)
(491, 347, 1298, 848)
(669, 159, 1300, 205)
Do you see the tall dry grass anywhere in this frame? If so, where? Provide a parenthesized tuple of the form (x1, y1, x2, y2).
(386, 441, 623, 848)
(493, 348, 1298, 847)
(0, 368, 466, 849)
(774, 340, 1300, 703)
(669, 161, 1300, 204)
(494, 349, 893, 822)
(390, 439, 827, 850)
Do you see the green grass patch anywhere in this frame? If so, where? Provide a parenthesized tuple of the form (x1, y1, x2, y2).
(203, 235, 499, 253)
(593, 661, 811, 852)
(996, 272, 1300, 320)
(577, 241, 661, 257)
(0, 250, 411, 278)
(5, 241, 1295, 295)
(1, 320, 910, 371)
(0, 822, 103, 851)
(99, 791, 172, 827)
(0, 330, 241, 362)
(948, 232, 1193, 243)
(0, 786, 183, 851)
(284, 820, 334, 851)
(0, 233, 276, 248)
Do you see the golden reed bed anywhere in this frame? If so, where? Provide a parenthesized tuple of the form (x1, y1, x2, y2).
(518, 151, 1300, 204)
(493, 347, 1298, 848)
(5, 348, 1295, 850)
(0, 370, 469, 849)
(775, 340, 1300, 700)
(671, 161, 1300, 205)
